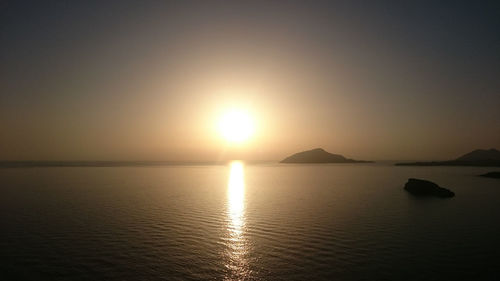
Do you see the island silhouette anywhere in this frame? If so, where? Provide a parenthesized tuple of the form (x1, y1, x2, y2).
(280, 148, 373, 163)
(396, 148, 500, 167)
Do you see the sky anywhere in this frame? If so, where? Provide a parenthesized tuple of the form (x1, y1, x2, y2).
(1, 0, 499, 161)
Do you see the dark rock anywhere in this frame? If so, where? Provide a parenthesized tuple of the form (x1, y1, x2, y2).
(404, 178, 455, 198)
(280, 148, 373, 163)
(479, 172, 500, 179)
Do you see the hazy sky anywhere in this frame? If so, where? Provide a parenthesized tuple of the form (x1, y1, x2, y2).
(1, 1, 499, 161)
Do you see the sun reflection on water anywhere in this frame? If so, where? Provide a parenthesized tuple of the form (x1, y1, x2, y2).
(225, 161, 249, 280)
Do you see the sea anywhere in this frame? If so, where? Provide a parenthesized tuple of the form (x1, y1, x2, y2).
(1, 162, 499, 280)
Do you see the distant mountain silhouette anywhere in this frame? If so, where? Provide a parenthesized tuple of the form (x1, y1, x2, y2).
(455, 149, 500, 162)
(280, 148, 373, 163)
(396, 148, 500, 167)
(479, 172, 500, 179)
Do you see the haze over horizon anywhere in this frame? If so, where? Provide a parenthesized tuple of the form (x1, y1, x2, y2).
(1, 1, 499, 161)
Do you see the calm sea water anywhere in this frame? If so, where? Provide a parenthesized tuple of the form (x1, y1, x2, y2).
(1, 163, 499, 280)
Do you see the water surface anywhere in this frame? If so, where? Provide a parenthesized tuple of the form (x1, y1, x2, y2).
(1, 163, 499, 280)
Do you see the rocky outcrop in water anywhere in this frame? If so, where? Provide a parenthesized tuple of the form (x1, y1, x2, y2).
(404, 178, 455, 198)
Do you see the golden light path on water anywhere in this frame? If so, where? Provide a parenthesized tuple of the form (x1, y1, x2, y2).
(225, 161, 249, 280)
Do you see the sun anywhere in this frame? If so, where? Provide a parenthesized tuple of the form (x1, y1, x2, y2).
(218, 109, 255, 143)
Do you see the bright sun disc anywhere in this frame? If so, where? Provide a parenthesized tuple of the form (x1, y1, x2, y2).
(218, 110, 255, 143)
